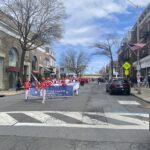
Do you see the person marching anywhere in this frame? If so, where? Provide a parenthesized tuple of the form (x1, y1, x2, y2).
(40, 77, 47, 104)
(23, 78, 30, 100)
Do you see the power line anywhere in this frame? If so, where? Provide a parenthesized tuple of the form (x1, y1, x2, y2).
(126, 0, 138, 8)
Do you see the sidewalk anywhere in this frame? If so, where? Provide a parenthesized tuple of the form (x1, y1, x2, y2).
(0, 90, 24, 96)
(131, 87, 150, 103)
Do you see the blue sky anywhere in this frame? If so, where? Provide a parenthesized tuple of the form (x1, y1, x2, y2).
(52, 0, 150, 74)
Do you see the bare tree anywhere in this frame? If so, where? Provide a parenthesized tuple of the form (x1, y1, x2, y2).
(60, 50, 90, 77)
(93, 36, 118, 77)
(2, 0, 65, 80)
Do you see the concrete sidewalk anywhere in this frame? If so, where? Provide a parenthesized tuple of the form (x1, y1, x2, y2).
(0, 90, 24, 96)
(131, 87, 150, 103)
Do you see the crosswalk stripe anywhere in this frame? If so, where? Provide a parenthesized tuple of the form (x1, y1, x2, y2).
(59, 112, 107, 125)
(14, 122, 149, 130)
(105, 113, 147, 125)
(118, 101, 140, 105)
(0, 111, 149, 130)
(0, 113, 17, 125)
(24, 112, 66, 124)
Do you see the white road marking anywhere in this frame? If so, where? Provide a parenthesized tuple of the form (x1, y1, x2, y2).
(0, 111, 149, 130)
(15, 123, 149, 130)
(24, 112, 66, 124)
(118, 101, 141, 105)
(105, 113, 147, 125)
(0, 113, 17, 125)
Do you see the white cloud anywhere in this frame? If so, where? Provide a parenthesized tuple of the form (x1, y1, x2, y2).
(56, 0, 149, 73)
(61, 0, 148, 45)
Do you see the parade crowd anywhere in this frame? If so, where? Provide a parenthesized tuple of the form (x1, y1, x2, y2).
(23, 76, 90, 104)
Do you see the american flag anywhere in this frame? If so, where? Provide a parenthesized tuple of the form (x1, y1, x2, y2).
(31, 73, 40, 88)
(129, 42, 146, 51)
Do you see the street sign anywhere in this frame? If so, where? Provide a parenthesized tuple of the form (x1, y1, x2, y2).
(136, 64, 140, 71)
(122, 62, 131, 70)
(125, 69, 129, 76)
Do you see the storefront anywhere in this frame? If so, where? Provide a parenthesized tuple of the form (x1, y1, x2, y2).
(133, 55, 150, 78)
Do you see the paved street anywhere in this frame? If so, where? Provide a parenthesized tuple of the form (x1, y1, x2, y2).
(0, 82, 150, 150)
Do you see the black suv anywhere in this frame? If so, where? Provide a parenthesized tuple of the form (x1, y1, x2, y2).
(106, 78, 130, 95)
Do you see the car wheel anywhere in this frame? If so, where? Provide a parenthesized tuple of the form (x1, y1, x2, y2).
(106, 88, 108, 93)
(126, 91, 130, 95)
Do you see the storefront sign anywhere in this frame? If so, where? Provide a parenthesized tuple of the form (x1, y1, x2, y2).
(6, 66, 17, 72)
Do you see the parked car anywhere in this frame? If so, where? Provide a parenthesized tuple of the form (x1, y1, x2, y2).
(106, 78, 130, 95)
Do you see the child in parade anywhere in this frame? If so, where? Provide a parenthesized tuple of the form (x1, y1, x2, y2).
(40, 77, 47, 104)
(23, 78, 30, 100)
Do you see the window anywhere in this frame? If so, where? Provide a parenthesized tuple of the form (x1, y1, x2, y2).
(32, 56, 38, 70)
(44, 58, 50, 67)
(8, 48, 18, 67)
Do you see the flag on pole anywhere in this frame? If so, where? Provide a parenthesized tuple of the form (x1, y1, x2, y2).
(128, 42, 146, 51)
(31, 73, 40, 88)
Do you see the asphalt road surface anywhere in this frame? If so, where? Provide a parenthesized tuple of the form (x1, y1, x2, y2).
(0, 82, 150, 150)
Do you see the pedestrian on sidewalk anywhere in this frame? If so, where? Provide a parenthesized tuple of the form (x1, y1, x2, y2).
(143, 76, 148, 88)
(16, 77, 22, 91)
(133, 77, 137, 90)
(23, 78, 30, 100)
(148, 74, 150, 88)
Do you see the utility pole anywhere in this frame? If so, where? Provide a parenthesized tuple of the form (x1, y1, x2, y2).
(137, 17, 141, 94)
(127, 0, 141, 94)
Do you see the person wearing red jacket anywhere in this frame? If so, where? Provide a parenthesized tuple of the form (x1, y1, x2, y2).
(40, 77, 47, 104)
(24, 78, 30, 100)
(61, 79, 67, 86)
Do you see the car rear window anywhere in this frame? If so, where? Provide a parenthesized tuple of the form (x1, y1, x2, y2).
(113, 80, 122, 85)
(113, 79, 128, 85)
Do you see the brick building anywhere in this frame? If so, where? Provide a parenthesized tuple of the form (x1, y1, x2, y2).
(0, 11, 56, 90)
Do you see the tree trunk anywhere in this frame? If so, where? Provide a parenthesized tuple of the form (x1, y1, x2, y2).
(76, 71, 79, 77)
(19, 50, 26, 82)
(110, 59, 113, 78)
(109, 46, 113, 78)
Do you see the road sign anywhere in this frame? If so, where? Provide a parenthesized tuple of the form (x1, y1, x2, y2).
(122, 62, 131, 70)
(125, 69, 129, 76)
(136, 64, 140, 71)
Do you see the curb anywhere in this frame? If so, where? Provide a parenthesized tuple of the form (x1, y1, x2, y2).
(0, 91, 24, 97)
(131, 93, 150, 103)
